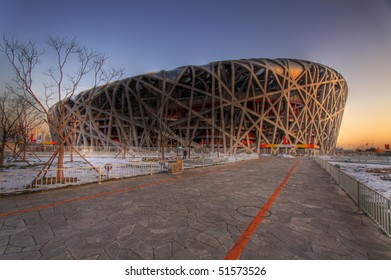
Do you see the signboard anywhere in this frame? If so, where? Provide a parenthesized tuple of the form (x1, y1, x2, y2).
(261, 143, 320, 149)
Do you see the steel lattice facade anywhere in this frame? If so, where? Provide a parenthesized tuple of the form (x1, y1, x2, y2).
(52, 58, 348, 154)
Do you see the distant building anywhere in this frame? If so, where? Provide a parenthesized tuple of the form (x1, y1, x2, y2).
(50, 58, 348, 154)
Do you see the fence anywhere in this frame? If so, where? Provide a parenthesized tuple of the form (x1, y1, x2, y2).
(183, 156, 229, 168)
(0, 162, 163, 195)
(101, 162, 163, 180)
(314, 157, 391, 238)
(325, 155, 391, 165)
(0, 153, 258, 195)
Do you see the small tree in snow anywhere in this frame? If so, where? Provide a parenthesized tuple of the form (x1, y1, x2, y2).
(0, 90, 22, 165)
(1, 35, 123, 180)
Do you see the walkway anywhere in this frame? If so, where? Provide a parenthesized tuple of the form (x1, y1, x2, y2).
(0, 157, 390, 259)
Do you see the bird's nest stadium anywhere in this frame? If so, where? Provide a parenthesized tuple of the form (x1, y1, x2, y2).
(50, 58, 348, 154)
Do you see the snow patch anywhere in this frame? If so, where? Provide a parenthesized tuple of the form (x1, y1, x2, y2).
(277, 154, 295, 158)
(329, 161, 391, 199)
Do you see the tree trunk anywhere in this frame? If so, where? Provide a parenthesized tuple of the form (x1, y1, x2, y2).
(70, 145, 73, 162)
(23, 140, 27, 161)
(12, 142, 18, 157)
(123, 142, 127, 159)
(57, 143, 65, 182)
(160, 137, 165, 161)
(70, 134, 74, 163)
(0, 142, 5, 166)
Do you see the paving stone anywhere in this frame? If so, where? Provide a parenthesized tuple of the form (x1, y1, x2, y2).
(217, 233, 235, 252)
(0, 227, 29, 236)
(22, 217, 42, 226)
(4, 218, 26, 227)
(189, 221, 208, 232)
(379, 233, 391, 245)
(9, 235, 36, 248)
(96, 251, 110, 260)
(307, 218, 330, 232)
(0, 235, 9, 247)
(0, 251, 40, 260)
(367, 250, 391, 260)
(154, 242, 172, 259)
(98, 223, 120, 239)
(195, 233, 220, 248)
(49, 217, 69, 229)
(23, 251, 42, 260)
(172, 242, 200, 260)
(40, 245, 72, 260)
(116, 224, 136, 240)
(144, 232, 172, 246)
(118, 235, 141, 249)
(226, 224, 243, 242)
(131, 224, 152, 240)
(202, 226, 228, 239)
(172, 229, 189, 248)
(240, 250, 259, 260)
(283, 239, 313, 259)
(114, 249, 143, 260)
(288, 218, 324, 235)
(149, 226, 177, 235)
(104, 241, 121, 259)
(64, 235, 87, 250)
(187, 239, 214, 258)
(128, 240, 154, 259)
(84, 232, 106, 244)
(50, 226, 76, 238)
(327, 226, 354, 242)
(22, 244, 44, 253)
(69, 243, 106, 259)
(256, 243, 297, 259)
(336, 244, 367, 259)
(5, 245, 23, 254)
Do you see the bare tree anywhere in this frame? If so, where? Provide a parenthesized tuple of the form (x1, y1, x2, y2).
(1, 35, 123, 180)
(13, 92, 45, 162)
(0, 90, 21, 165)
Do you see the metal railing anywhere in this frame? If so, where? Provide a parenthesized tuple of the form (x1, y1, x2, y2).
(183, 153, 259, 168)
(0, 166, 100, 194)
(0, 162, 163, 195)
(0, 153, 259, 195)
(102, 162, 163, 180)
(183, 156, 229, 168)
(314, 157, 391, 237)
(325, 155, 391, 165)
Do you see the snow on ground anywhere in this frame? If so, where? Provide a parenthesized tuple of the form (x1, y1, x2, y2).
(277, 154, 295, 158)
(1, 151, 260, 171)
(0, 152, 260, 193)
(329, 161, 391, 199)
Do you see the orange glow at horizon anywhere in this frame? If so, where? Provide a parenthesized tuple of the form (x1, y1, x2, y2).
(337, 101, 391, 149)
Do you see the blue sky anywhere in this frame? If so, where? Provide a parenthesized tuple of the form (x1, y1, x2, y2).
(1, 0, 391, 148)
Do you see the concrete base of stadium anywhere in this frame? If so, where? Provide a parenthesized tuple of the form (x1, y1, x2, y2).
(1, 157, 390, 260)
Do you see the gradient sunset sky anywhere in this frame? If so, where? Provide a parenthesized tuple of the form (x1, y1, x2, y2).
(1, 0, 390, 149)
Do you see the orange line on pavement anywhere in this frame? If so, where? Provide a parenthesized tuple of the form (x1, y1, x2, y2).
(0, 177, 175, 218)
(0, 161, 250, 218)
(224, 160, 300, 260)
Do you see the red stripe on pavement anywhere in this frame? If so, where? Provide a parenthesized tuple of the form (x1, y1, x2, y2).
(224, 160, 300, 260)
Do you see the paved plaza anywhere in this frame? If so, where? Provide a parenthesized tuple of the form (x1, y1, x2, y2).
(1, 157, 391, 260)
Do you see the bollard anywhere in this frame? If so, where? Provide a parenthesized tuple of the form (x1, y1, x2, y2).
(98, 167, 102, 184)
